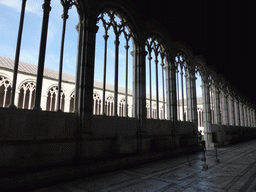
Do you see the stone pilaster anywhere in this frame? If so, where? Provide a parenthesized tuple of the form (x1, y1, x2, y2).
(80, 18, 98, 133)
(240, 102, 244, 127)
(247, 107, 251, 127)
(201, 76, 213, 148)
(229, 96, 235, 126)
(64, 96, 71, 112)
(234, 100, 240, 126)
(170, 64, 177, 123)
(185, 67, 192, 122)
(244, 105, 248, 127)
(191, 68, 198, 127)
(14, 90, 20, 107)
(213, 85, 221, 125)
(221, 91, 229, 126)
(137, 45, 147, 134)
(41, 94, 47, 111)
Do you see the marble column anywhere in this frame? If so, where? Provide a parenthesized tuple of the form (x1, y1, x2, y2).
(253, 109, 256, 127)
(191, 68, 198, 127)
(230, 96, 235, 126)
(240, 102, 244, 127)
(247, 107, 251, 127)
(41, 94, 47, 111)
(64, 96, 71, 112)
(234, 99, 240, 126)
(170, 64, 178, 123)
(165, 64, 171, 120)
(80, 18, 98, 133)
(74, 19, 84, 114)
(14, 90, 20, 107)
(33, 0, 51, 110)
(213, 85, 221, 125)
(137, 45, 147, 134)
(221, 91, 229, 126)
(201, 76, 213, 148)
(244, 105, 248, 127)
(185, 67, 192, 122)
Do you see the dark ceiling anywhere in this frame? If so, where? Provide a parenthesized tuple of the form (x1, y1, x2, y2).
(130, 0, 256, 107)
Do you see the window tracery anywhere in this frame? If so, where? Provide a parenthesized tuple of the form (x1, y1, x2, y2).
(145, 38, 166, 119)
(18, 81, 36, 110)
(0, 76, 12, 107)
(46, 86, 65, 111)
(104, 95, 114, 116)
(175, 53, 187, 121)
(95, 10, 134, 117)
(93, 92, 101, 115)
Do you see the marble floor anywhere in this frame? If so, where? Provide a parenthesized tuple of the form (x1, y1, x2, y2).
(32, 140, 256, 192)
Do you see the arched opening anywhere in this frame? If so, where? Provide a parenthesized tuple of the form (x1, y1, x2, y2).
(46, 86, 65, 112)
(0, 76, 12, 107)
(94, 10, 134, 117)
(145, 38, 166, 120)
(18, 81, 36, 109)
(175, 53, 188, 122)
(93, 92, 101, 115)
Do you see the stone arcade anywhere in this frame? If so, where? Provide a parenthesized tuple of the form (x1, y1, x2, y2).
(0, 0, 256, 190)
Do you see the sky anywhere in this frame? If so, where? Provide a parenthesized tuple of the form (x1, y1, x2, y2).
(0, 0, 78, 74)
(0, 0, 202, 98)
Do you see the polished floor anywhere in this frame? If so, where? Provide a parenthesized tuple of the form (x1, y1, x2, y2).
(33, 140, 256, 192)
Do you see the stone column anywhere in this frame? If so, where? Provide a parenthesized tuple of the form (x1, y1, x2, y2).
(131, 49, 138, 118)
(244, 105, 248, 127)
(230, 96, 235, 126)
(74, 20, 84, 114)
(185, 66, 192, 122)
(234, 99, 240, 126)
(253, 109, 256, 127)
(14, 90, 20, 107)
(240, 102, 244, 127)
(170, 64, 178, 123)
(253, 109, 255, 128)
(219, 91, 223, 124)
(41, 94, 47, 111)
(190, 67, 198, 127)
(64, 96, 71, 112)
(137, 45, 147, 134)
(80, 18, 98, 133)
(213, 85, 221, 124)
(247, 107, 251, 127)
(165, 64, 171, 120)
(221, 91, 229, 125)
(201, 76, 213, 148)
(224, 93, 229, 125)
(33, 0, 51, 110)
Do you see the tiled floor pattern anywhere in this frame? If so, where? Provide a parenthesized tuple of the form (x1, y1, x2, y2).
(33, 140, 256, 192)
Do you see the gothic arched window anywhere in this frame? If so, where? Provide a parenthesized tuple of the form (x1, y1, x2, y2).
(95, 10, 134, 117)
(0, 76, 11, 107)
(105, 95, 114, 116)
(18, 81, 36, 110)
(93, 92, 101, 115)
(46, 86, 65, 111)
(145, 38, 166, 119)
(175, 53, 188, 121)
(118, 99, 126, 117)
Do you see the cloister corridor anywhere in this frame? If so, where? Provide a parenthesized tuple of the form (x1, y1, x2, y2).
(0, 0, 256, 191)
